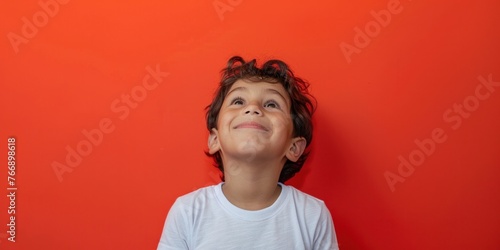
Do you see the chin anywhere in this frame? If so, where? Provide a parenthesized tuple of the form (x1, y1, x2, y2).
(237, 141, 265, 154)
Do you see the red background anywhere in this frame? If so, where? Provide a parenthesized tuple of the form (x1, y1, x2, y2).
(1, 0, 499, 249)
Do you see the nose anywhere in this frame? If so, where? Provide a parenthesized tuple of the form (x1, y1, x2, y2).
(244, 103, 262, 116)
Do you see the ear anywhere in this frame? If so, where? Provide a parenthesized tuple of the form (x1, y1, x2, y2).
(208, 128, 221, 154)
(285, 137, 307, 162)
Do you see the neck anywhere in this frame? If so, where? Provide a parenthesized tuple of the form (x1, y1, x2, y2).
(221, 159, 284, 211)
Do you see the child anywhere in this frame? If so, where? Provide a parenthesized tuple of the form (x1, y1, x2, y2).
(157, 56, 339, 249)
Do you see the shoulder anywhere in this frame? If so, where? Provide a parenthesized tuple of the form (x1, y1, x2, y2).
(284, 185, 339, 249)
(172, 184, 219, 211)
(284, 184, 331, 218)
(286, 185, 328, 208)
(164, 184, 220, 232)
(159, 185, 220, 249)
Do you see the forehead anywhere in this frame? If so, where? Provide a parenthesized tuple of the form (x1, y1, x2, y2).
(227, 79, 289, 99)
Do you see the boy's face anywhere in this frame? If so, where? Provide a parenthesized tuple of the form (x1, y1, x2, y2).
(208, 79, 305, 165)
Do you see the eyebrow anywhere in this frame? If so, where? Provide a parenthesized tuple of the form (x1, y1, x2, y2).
(227, 86, 246, 97)
(227, 87, 289, 105)
(265, 88, 289, 105)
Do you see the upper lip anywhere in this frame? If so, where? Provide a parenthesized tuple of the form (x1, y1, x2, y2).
(234, 121, 268, 131)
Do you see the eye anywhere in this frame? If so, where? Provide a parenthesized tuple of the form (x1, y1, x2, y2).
(230, 97, 244, 105)
(264, 100, 280, 109)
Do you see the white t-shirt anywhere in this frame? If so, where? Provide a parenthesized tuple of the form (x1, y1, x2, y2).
(157, 183, 339, 250)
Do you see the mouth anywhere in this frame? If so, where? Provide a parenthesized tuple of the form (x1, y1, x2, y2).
(234, 121, 268, 131)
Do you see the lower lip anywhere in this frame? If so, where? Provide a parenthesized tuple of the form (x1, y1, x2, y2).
(236, 125, 267, 130)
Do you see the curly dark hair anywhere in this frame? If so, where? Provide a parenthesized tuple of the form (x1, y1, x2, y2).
(205, 56, 317, 183)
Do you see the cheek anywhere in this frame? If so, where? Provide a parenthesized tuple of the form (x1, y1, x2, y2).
(217, 110, 234, 130)
(272, 116, 293, 136)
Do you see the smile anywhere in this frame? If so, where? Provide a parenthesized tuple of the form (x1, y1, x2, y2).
(234, 121, 268, 131)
